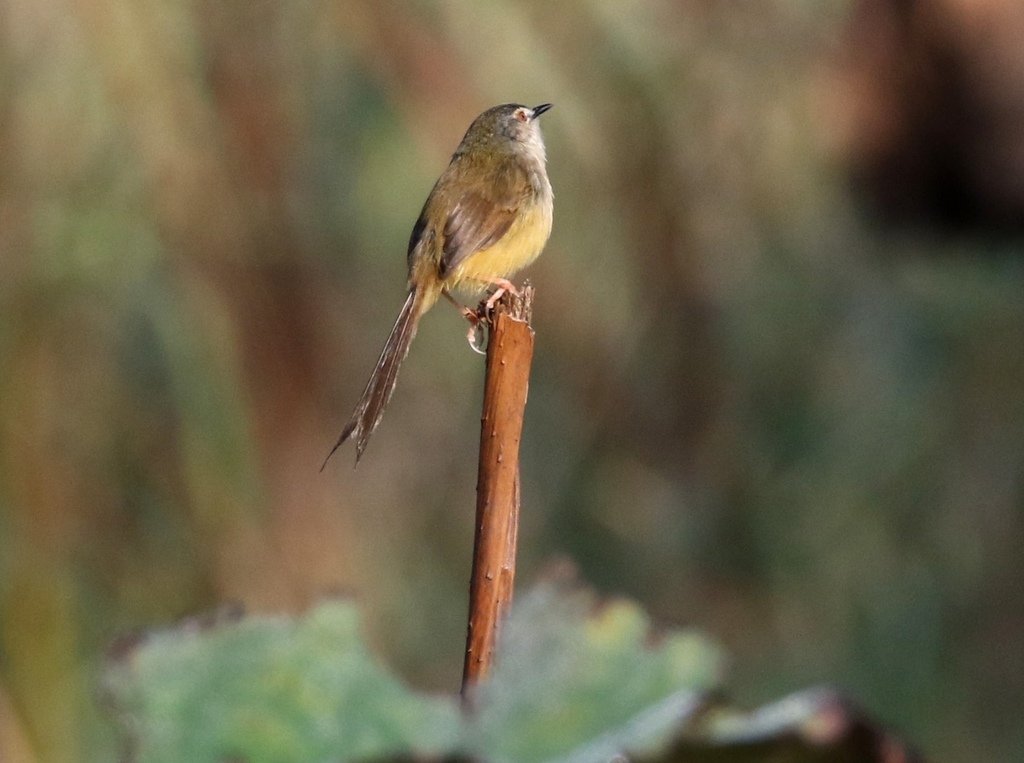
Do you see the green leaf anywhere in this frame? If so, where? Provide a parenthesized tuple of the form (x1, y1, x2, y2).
(104, 602, 460, 763)
(463, 580, 724, 762)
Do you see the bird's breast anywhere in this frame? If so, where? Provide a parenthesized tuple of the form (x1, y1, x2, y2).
(446, 191, 553, 292)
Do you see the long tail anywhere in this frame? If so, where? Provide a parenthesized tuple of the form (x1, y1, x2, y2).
(322, 288, 429, 468)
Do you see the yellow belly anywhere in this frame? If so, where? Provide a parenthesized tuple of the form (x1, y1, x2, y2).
(446, 200, 553, 293)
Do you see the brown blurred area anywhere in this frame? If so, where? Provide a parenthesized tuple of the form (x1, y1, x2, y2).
(1, 1, 1022, 760)
(826, 0, 1024, 231)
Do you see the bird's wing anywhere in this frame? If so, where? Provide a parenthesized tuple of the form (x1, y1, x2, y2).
(438, 160, 528, 278)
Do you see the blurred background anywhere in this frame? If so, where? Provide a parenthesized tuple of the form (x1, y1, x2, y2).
(2, 0, 1023, 760)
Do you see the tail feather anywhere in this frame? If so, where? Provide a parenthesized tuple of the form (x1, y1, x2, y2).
(322, 288, 425, 468)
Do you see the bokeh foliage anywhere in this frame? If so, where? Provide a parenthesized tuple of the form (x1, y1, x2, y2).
(1, 1, 1022, 761)
(105, 583, 721, 762)
(106, 582, 914, 762)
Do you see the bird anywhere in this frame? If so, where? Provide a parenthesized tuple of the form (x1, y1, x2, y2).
(322, 102, 554, 467)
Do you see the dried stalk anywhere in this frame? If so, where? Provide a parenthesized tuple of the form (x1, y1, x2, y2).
(461, 285, 534, 700)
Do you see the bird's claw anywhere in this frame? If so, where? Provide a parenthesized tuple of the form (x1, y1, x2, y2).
(468, 279, 523, 353)
(454, 280, 523, 354)
(467, 319, 488, 354)
(483, 278, 520, 313)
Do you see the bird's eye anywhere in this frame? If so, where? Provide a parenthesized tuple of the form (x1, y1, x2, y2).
(514, 108, 529, 122)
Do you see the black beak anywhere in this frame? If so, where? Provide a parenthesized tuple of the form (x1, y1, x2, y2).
(531, 103, 553, 119)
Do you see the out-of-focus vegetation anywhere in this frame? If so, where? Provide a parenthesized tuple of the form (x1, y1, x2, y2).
(106, 581, 913, 762)
(104, 582, 719, 762)
(1, 1, 1022, 761)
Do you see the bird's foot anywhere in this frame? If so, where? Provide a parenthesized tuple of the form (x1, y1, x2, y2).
(482, 278, 520, 312)
(443, 290, 489, 353)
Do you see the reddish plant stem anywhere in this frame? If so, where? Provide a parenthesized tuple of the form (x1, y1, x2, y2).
(461, 286, 534, 700)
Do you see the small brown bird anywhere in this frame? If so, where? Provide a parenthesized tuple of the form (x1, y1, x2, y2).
(323, 103, 554, 467)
